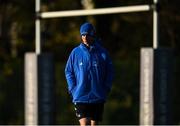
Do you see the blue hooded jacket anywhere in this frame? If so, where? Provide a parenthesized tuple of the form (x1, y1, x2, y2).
(65, 42, 113, 103)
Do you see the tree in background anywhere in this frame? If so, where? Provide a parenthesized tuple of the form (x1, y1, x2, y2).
(0, 0, 180, 124)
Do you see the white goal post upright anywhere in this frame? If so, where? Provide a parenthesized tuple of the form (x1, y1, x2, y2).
(153, 0, 159, 49)
(35, 0, 41, 55)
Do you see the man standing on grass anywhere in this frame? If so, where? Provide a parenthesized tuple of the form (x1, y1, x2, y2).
(65, 22, 113, 125)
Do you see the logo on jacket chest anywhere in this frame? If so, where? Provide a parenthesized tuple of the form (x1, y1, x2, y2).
(79, 62, 83, 66)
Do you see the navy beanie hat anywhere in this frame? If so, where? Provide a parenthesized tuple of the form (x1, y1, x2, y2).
(80, 22, 96, 36)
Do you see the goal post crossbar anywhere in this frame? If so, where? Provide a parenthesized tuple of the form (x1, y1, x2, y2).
(39, 5, 151, 19)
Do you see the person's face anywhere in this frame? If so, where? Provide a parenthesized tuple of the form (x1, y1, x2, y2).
(81, 34, 94, 47)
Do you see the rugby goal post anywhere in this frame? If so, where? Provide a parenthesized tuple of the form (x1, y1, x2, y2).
(25, 0, 164, 125)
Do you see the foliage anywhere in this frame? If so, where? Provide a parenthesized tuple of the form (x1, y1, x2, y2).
(0, 0, 180, 124)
